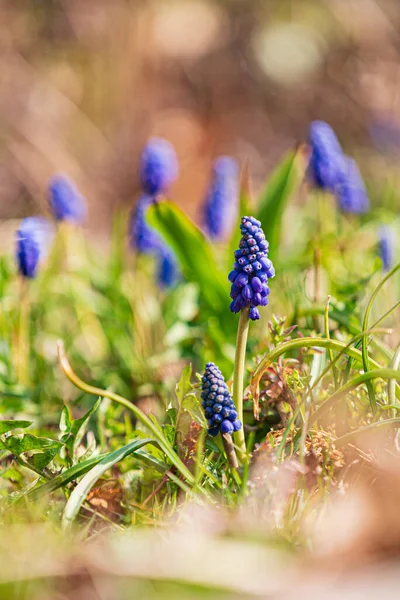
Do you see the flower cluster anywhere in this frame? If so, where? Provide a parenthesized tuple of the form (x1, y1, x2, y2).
(48, 174, 87, 224)
(308, 121, 369, 214)
(203, 156, 239, 241)
(16, 217, 52, 279)
(201, 362, 242, 436)
(140, 137, 179, 196)
(228, 216, 275, 321)
(379, 225, 394, 272)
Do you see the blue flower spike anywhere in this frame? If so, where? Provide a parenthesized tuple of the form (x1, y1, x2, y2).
(308, 120, 346, 192)
(48, 174, 87, 224)
(337, 157, 369, 214)
(203, 156, 239, 241)
(129, 195, 181, 289)
(229, 216, 275, 320)
(379, 225, 394, 272)
(16, 217, 53, 279)
(201, 362, 242, 437)
(140, 137, 179, 196)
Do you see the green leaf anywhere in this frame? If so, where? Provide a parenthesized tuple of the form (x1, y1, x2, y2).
(147, 201, 228, 309)
(256, 150, 302, 261)
(2, 434, 63, 470)
(60, 398, 101, 464)
(174, 365, 206, 469)
(0, 420, 32, 435)
(62, 437, 156, 529)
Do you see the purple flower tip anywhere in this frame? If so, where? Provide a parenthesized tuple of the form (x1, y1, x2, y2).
(308, 120, 346, 192)
(16, 217, 53, 278)
(48, 174, 87, 224)
(140, 137, 178, 196)
(203, 156, 239, 241)
(379, 225, 394, 271)
(337, 157, 369, 214)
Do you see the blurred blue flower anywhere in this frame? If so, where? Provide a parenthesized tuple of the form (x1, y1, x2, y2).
(337, 157, 369, 214)
(201, 362, 242, 437)
(228, 216, 274, 321)
(129, 195, 180, 289)
(203, 156, 239, 240)
(16, 217, 52, 278)
(157, 246, 180, 289)
(140, 137, 178, 196)
(49, 174, 87, 224)
(130, 195, 161, 254)
(379, 225, 394, 271)
(308, 120, 346, 192)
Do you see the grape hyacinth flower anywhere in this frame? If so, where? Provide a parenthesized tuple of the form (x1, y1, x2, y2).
(48, 174, 87, 224)
(16, 217, 52, 278)
(337, 157, 369, 214)
(308, 120, 346, 192)
(203, 156, 239, 240)
(201, 362, 242, 437)
(228, 216, 275, 321)
(140, 137, 178, 196)
(157, 246, 180, 289)
(130, 195, 162, 254)
(129, 195, 181, 289)
(379, 225, 394, 271)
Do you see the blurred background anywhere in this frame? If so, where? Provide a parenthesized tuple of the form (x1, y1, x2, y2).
(2, 0, 400, 238)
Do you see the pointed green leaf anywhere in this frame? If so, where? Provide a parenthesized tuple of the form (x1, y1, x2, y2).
(256, 150, 302, 261)
(0, 420, 32, 435)
(147, 201, 228, 308)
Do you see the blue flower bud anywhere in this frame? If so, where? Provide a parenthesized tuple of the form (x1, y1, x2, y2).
(379, 225, 394, 271)
(201, 363, 242, 437)
(157, 246, 180, 289)
(229, 216, 274, 320)
(337, 157, 369, 214)
(308, 121, 346, 192)
(203, 156, 239, 240)
(16, 217, 53, 279)
(140, 137, 178, 196)
(48, 174, 87, 224)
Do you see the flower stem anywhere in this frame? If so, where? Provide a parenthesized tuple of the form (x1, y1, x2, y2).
(232, 306, 250, 465)
(17, 277, 30, 386)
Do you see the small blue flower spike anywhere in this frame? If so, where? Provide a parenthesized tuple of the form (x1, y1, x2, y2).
(157, 246, 180, 289)
(203, 156, 239, 241)
(16, 217, 53, 278)
(129, 195, 181, 289)
(201, 362, 242, 437)
(337, 157, 369, 214)
(48, 174, 87, 224)
(129, 196, 161, 254)
(140, 137, 179, 196)
(379, 225, 394, 272)
(229, 216, 274, 321)
(308, 120, 346, 192)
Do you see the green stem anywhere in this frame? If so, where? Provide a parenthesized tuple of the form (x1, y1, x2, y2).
(17, 277, 30, 386)
(324, 295, 338, 388)
(251, 334, 395, 406)
(57, 341, 195, 485)
(232, 307, 250, 464)
(362, 262, 400, 413)
(309, 368, 400, 428)
(388, 344, 400, 415)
